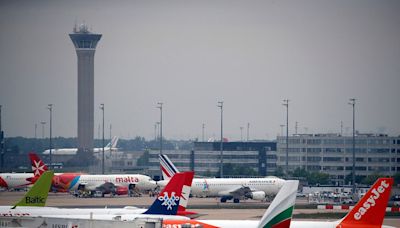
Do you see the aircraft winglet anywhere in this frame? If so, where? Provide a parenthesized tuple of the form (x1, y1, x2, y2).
(257, 180, 298, 228)
(144, 171, 193, 215)
(337, 177, 393, 228)
(12, 171, 54, 208)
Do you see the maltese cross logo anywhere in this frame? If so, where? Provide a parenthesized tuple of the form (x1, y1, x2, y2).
(158, 192, 179, 210)
(32, 160, 46, 176)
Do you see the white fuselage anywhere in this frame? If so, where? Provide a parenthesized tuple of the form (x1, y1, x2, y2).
(43, 147, 115, 155)
(70, 174, 156, 191)
(0, 206, 189, 221)
(164, 220, 395, 228)
(0, 173, 34, 189)
(159, 177, 284, 198)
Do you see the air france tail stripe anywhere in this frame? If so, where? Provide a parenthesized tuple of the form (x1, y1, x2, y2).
(160, 154, 179, 174)
(160, 159, 175, 178)
(161, 165, 172, 178)
(159, 155, 179, 176)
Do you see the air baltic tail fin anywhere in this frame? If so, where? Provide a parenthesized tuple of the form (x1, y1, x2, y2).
(257, 180, 298, 228)
(28, 152, 48, 177)
(143, 171, 194, 215)
(12, 171, 54, 208)
(337, 178, 393, 228)
(159, 154, 180, 181)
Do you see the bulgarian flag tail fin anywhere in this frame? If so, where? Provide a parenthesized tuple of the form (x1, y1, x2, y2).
(257, 180, 298, 228)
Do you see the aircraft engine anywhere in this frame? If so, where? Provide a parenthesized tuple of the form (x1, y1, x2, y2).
(248, 191, 266, 200)
(115, 186, 128, 195)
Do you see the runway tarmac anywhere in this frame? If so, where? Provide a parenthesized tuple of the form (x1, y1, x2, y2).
(0, 192, 398, 227)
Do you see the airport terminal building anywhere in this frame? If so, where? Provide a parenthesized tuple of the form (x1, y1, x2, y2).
(276, 133, 400, 185)
(147, 141, 277, 178)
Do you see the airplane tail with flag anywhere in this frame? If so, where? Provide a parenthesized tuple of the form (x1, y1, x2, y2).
(29, 152, 48, 177)
(143, 171, 194, 215)
(105, 136, 119, 149)
(159, 154, 180, 181)
(12, 171, 54, 208)
(257, 180, 298, 228)
(337, 177, 393, 228)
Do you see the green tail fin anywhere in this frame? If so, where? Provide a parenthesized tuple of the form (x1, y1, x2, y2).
(12, 171, 54, 208)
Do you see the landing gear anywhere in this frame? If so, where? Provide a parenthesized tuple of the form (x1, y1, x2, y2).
(233, 198, 240, 203)
(220, 197, 227, 203)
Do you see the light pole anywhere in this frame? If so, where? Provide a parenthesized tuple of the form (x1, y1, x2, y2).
(47, 104, 53, 169)
(240, 127, 243, 141)
(0, 105, 4, 171)
(34, 123, 37, 139)
(100, 104, 105, 174)
(40, 122, 46, 138)
(202, 123, 205, 142)
(348, 98, 356, 196)
(217, 101, 224, 178)
(157, 102, 163, 154)
(247, 123, 250, 141)
(282, 99, 289, 177)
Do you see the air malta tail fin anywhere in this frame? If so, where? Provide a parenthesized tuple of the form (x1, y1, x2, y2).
(257, 180, 298, 228)
(337, 178, 393, 228)
(12, 171, 54, 208)
(143, 171, 194, 215)
(159, 154, 180, 181)
(28, 152, 48, 177)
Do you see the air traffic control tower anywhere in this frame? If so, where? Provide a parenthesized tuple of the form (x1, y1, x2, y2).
(69, 24, 102, 153)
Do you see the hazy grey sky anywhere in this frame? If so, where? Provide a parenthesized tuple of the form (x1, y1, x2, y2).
(1, 0, 399, 140)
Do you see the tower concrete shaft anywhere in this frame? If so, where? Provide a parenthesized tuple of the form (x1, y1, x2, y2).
(69, 24, 101, 153)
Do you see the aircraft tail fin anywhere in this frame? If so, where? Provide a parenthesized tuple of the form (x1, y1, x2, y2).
(257, 180, 298, 228)
(144, 171, 193, 215)
(12, 171, 54, 208)
(29, 152, 48, 177)
(337, 177, 393, 228)
(159, 154, 180, 181)
(111, 136, 118, 148)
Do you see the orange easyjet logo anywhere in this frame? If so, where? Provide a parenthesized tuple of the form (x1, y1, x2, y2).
(354, 180, 389, 220)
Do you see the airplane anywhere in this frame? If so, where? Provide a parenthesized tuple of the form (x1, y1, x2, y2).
(0, 170, 195, 221)
(163, 177, 395, 228)
(42, 136, 119, 155)
(0, 172, 36, 190)
(159, 154, 285, 203)
(163, 179, 299, 228)
(29, 152, 156, 196)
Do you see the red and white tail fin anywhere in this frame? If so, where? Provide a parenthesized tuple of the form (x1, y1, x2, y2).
(337, 178, 393, 228)
(177, 171, 197, 217)
(144, 171, 194, 215)
(159, 154, 180, 181)
(28, 152, 48, 177)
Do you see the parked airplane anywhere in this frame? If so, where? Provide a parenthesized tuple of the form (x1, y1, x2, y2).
(164, 177, 395, 228)
(0, 172, 35, 190)
(42, 136, 119, 155)
(0, 170, 195, 221)
(164, 179, 299, 228)
(159, 154, 285, 203)
(29, 152, 156, 196)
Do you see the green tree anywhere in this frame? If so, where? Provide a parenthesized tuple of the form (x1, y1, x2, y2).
(307, 172, 330, 185)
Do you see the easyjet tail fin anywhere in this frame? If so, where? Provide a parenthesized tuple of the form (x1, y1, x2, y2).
(13, 171, 54, 208)
(29, 152, 48, 177)
(143, 171, 194, 215)
(159, 154, 180, 180)
(337, 177, 393, 228)
(257, 180, 298, 228)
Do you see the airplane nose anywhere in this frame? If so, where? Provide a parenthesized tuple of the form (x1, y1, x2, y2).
(0, 176, 8, 188)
